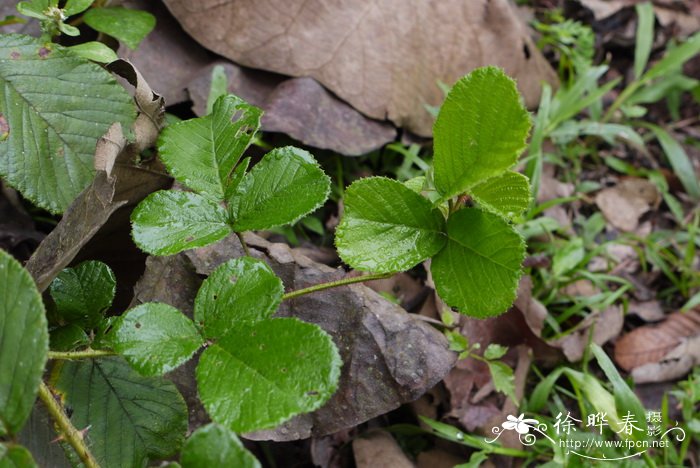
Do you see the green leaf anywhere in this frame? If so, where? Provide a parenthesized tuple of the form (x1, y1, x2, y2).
(552, 237, 585, 277)
(54, 357, 187, 467)
(66, 41, 117, 63)
(0, 34, 135, 213)
(49, 260, 115, 328)
(197, 318, 341, 433)
(549, 120, 645, 147)
(111, 303, 204, 376)
(194, 257, 283, 340)
(131, 190, 232, 255)
(483, 344, 508, 360)
(335, 177, 446, 273)
(0, 443, 37, 468)
(469, 171, 531, 221)
(230, 146, 330, 231)
(63, 0, 93, 16)
(49, 324, 89, 351)
(433, 67, 531, 200)
(82, 7, 155, 49)
(431, 209, 525, 318)
(181, 424, 260, 468)
(645, 124, 700, 200)
(643, 32, 700, 82)
(0, 250, 48, 436)
(207, 65, 228, 115)
(487, 360, 517, 404)
(158, 95, 261, 200)
(634, 2, 655, 79)
(15, 2, 47, 20)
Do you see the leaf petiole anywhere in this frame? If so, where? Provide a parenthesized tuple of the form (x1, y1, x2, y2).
(48, 349, 115, 360)
(282, 272, 393, 301)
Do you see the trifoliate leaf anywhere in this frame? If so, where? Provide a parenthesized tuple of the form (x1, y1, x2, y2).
(469, 171, 531, 220)
(181, 424, 260, 468)
(0, 250, 48, 436)
(0, 34, 135, 213)
(131, 190, 232, 256)
(82, 7, 155, 49)
(433, 67, 530, 200)
(431, 208, 525, 318)
(157, 95, 261, 200)
(335, 177, 446, 273)
(54, 357, 187, 467)
(196, 318, 341, 433)
(230, 146, 330, 231)
(194, 257, 283, 340)
(49, 260, 115, 328)
(111, 303, 204, 376)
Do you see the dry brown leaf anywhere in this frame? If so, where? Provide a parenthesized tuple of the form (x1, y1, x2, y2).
(580, 0, 700, 36)
(630, 335, 700, 383)
(416, 449, 465, 468)
(628, 300, 666, 322)
(595, 178, 660, 232)
(353, 431, 413, 468)
(163, 0, 557, 136)
(614, 310, 700, 372)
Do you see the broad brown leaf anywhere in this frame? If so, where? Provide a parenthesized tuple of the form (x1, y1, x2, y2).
(163, 0, 557, 136)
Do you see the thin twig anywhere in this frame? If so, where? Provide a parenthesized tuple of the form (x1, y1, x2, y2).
(282, 272, 393, 301)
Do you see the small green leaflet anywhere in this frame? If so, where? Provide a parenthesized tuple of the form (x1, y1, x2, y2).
(180, 424, 260, 468)
(469, 171, 531, 221)
(230, 146, 330, 231)
(49, 260, 115, 328)
(0, 443, 37, 468)
(54, 357, 187, 467)
(431, 209, 525, 318)
(158, 95, 261, 200)
(197, 318, 341, 433)
(110, 303, 204, 376)
(131, 190, 232, 256)
(194, 257, 283, 340)
(0, 34, 135, 213)
(0, 250, 48, 437)
(335, 177, 446, 273)
(432, 67, 531, 200)
(82, 7, 155, 49)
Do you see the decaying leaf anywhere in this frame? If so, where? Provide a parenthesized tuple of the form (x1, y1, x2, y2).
(595, 177, 660, 232)
(580, 0, 700, 36)
(163, 0, 557, 136)
(353, 431, 413, 468)
(130, 232, 455, 440)
(614, 309, 700, 383)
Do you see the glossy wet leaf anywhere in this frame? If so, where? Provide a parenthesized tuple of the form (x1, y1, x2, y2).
(194, 257, 283, 340)
(230, 146, 330, 231)
(469, 171, 531, 221)
(335, 177, 446, 272)
(131, 190, 232, 255)
(197, 318, 341, 433)
(0, 443, 36, 468)
(433, 67, 531, 200)
(111, 303, 204, 376)
(0, 250, 48, 436)
(49, 260, 115, 328)
(431, 209, 525, 318)
(54, 357, 187, 467)
(158, 95, 261, 200)
(83, 7, 155, 49)
(0, 34, 135, 213)
(181, 424, 260, 468)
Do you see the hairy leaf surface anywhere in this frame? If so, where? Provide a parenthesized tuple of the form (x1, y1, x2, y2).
(181, 424, 260, 468)
(433, 67, 530, 200)
(111, 303, 203, 376)
(469, 171, 531, 220)
(431, 208, 525, 318)
(131, 190, 232, 255)
(0, 34, 135, 213)
(158, 95, 261, 200)
(49, 260, 115, 328)
(197, 318, 341, 433)
(54, 357, 187, 467)
(194, 257, 283, 340)
(0, 250, 48, 437)
(230, 147, 330, 231)
(335, 177, 446, 272)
